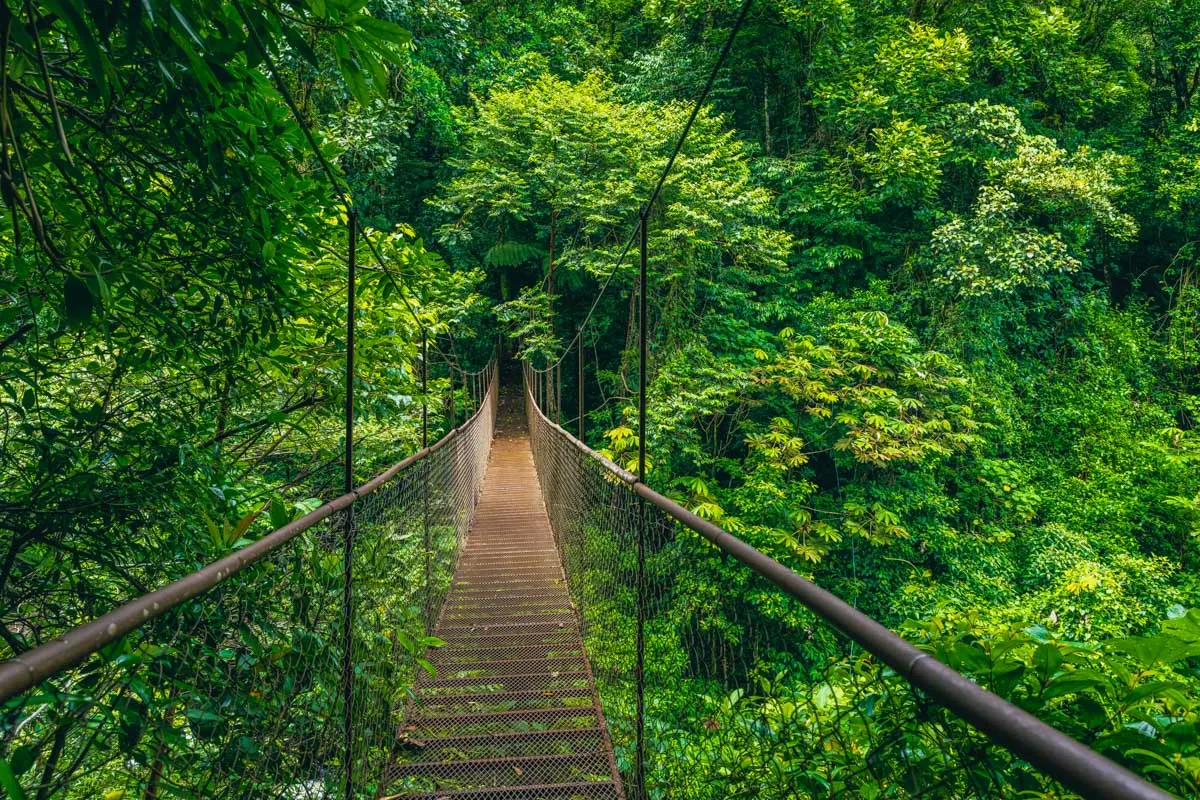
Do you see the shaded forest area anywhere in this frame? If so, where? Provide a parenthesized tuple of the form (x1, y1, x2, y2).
(2, 0, 1200, 796)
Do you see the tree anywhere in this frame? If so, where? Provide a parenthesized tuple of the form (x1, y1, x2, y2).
(433, 72, 791, 376)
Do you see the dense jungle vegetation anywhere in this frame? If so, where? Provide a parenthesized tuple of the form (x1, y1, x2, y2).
(2, 0, 1200, 796)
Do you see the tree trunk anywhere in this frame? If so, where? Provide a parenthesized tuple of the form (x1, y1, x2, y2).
(763, 83, 771, 156)
(547, 209, 558, 296)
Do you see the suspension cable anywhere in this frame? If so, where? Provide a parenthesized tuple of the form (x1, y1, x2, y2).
(235, 3, 435, 344)
(530, 0, 755, 374)
(236, 5, 495, 390)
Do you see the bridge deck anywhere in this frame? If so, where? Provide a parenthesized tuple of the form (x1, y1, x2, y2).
(380, 392, 623, 799)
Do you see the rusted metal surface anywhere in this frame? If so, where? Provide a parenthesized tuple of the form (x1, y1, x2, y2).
(381, 390, 624, 800)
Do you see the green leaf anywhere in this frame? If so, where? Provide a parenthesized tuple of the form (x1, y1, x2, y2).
(269, 498, 290, 529)
(1073, 695, 1109, 728)
(1125, 748, 1179, 771)
(1042, 670, 1108, 700)
(186, 708, 224, 722)
(1033, 643, 1062, 681)
(280, 23, 319, 67)
(231, 509, 258, 544)
(484, 241, 544, 268)
(360, 43, 390, 96)
(1162, 608, 1200, 642)
(169, 4, 204, 48)
(50, 0, 110, 101)
(202, 511, 221, 549)
(8, 746, 34, 777)
(1109, 634, 1200, 666)
(337, 56, 371, 106)
(947, 641, 991, 673)
(0, 756, 28, 800)
(354, 16, 411, 47)
(64, 275, 95, 324)
(1123, 681, 1186, 707)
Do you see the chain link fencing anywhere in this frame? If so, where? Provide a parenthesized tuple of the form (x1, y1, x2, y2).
(0, 362, 496, 799)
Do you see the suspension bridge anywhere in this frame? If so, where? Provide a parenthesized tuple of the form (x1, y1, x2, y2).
(0, 352, 1181, 799)
(0, 2, 1188, 797)
(378, 387, 622, 799)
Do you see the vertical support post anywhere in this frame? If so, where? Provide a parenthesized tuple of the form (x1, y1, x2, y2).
(577, 328, 585, 442)
(421, 333, 429, 450)
(635, 207, 648, 800)
(421, 330, 431, 628)
(341, 209, 357, 800)
(638, 207, 649, 484)
(448, 363, 456, 430)
(555, 361, 562, 424)
(344, 210, 357, 495)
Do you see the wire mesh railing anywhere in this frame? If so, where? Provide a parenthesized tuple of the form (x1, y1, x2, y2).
(0, 359, 497, 799)
(523, 363, 1174, 800)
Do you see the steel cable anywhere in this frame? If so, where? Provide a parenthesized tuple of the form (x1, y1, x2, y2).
(530, 0, 756, 375)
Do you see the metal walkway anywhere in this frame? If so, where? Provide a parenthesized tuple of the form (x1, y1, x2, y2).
(379, 392, 623, 799)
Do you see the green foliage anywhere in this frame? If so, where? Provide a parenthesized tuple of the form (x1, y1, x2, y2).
(926, 185, 1081, 299)
(484, 241, 545, 269)
(438, 1, 1200, 793)
(0, 2, 483, 795)
(495, 284, 560, 364)
(4, 0, 1200, 795)
(432, 71, 791, 368)
(914, 610, 1200, 796)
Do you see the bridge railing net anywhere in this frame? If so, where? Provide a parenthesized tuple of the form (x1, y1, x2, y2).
(0, 363, 496, 799)
(524, 368, 1071, 800)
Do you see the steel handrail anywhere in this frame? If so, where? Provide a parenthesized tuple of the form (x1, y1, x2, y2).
(522, 363, 1175, 800)
(0, 358, 499, 705)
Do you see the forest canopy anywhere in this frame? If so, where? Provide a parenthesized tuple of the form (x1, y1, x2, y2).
(2, 0, 1200, 797)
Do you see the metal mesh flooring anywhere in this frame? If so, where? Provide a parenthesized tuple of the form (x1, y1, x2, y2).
(380, 393, 624, 800)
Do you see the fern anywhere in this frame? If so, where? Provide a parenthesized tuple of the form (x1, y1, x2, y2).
(484, 241, 544, 267)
